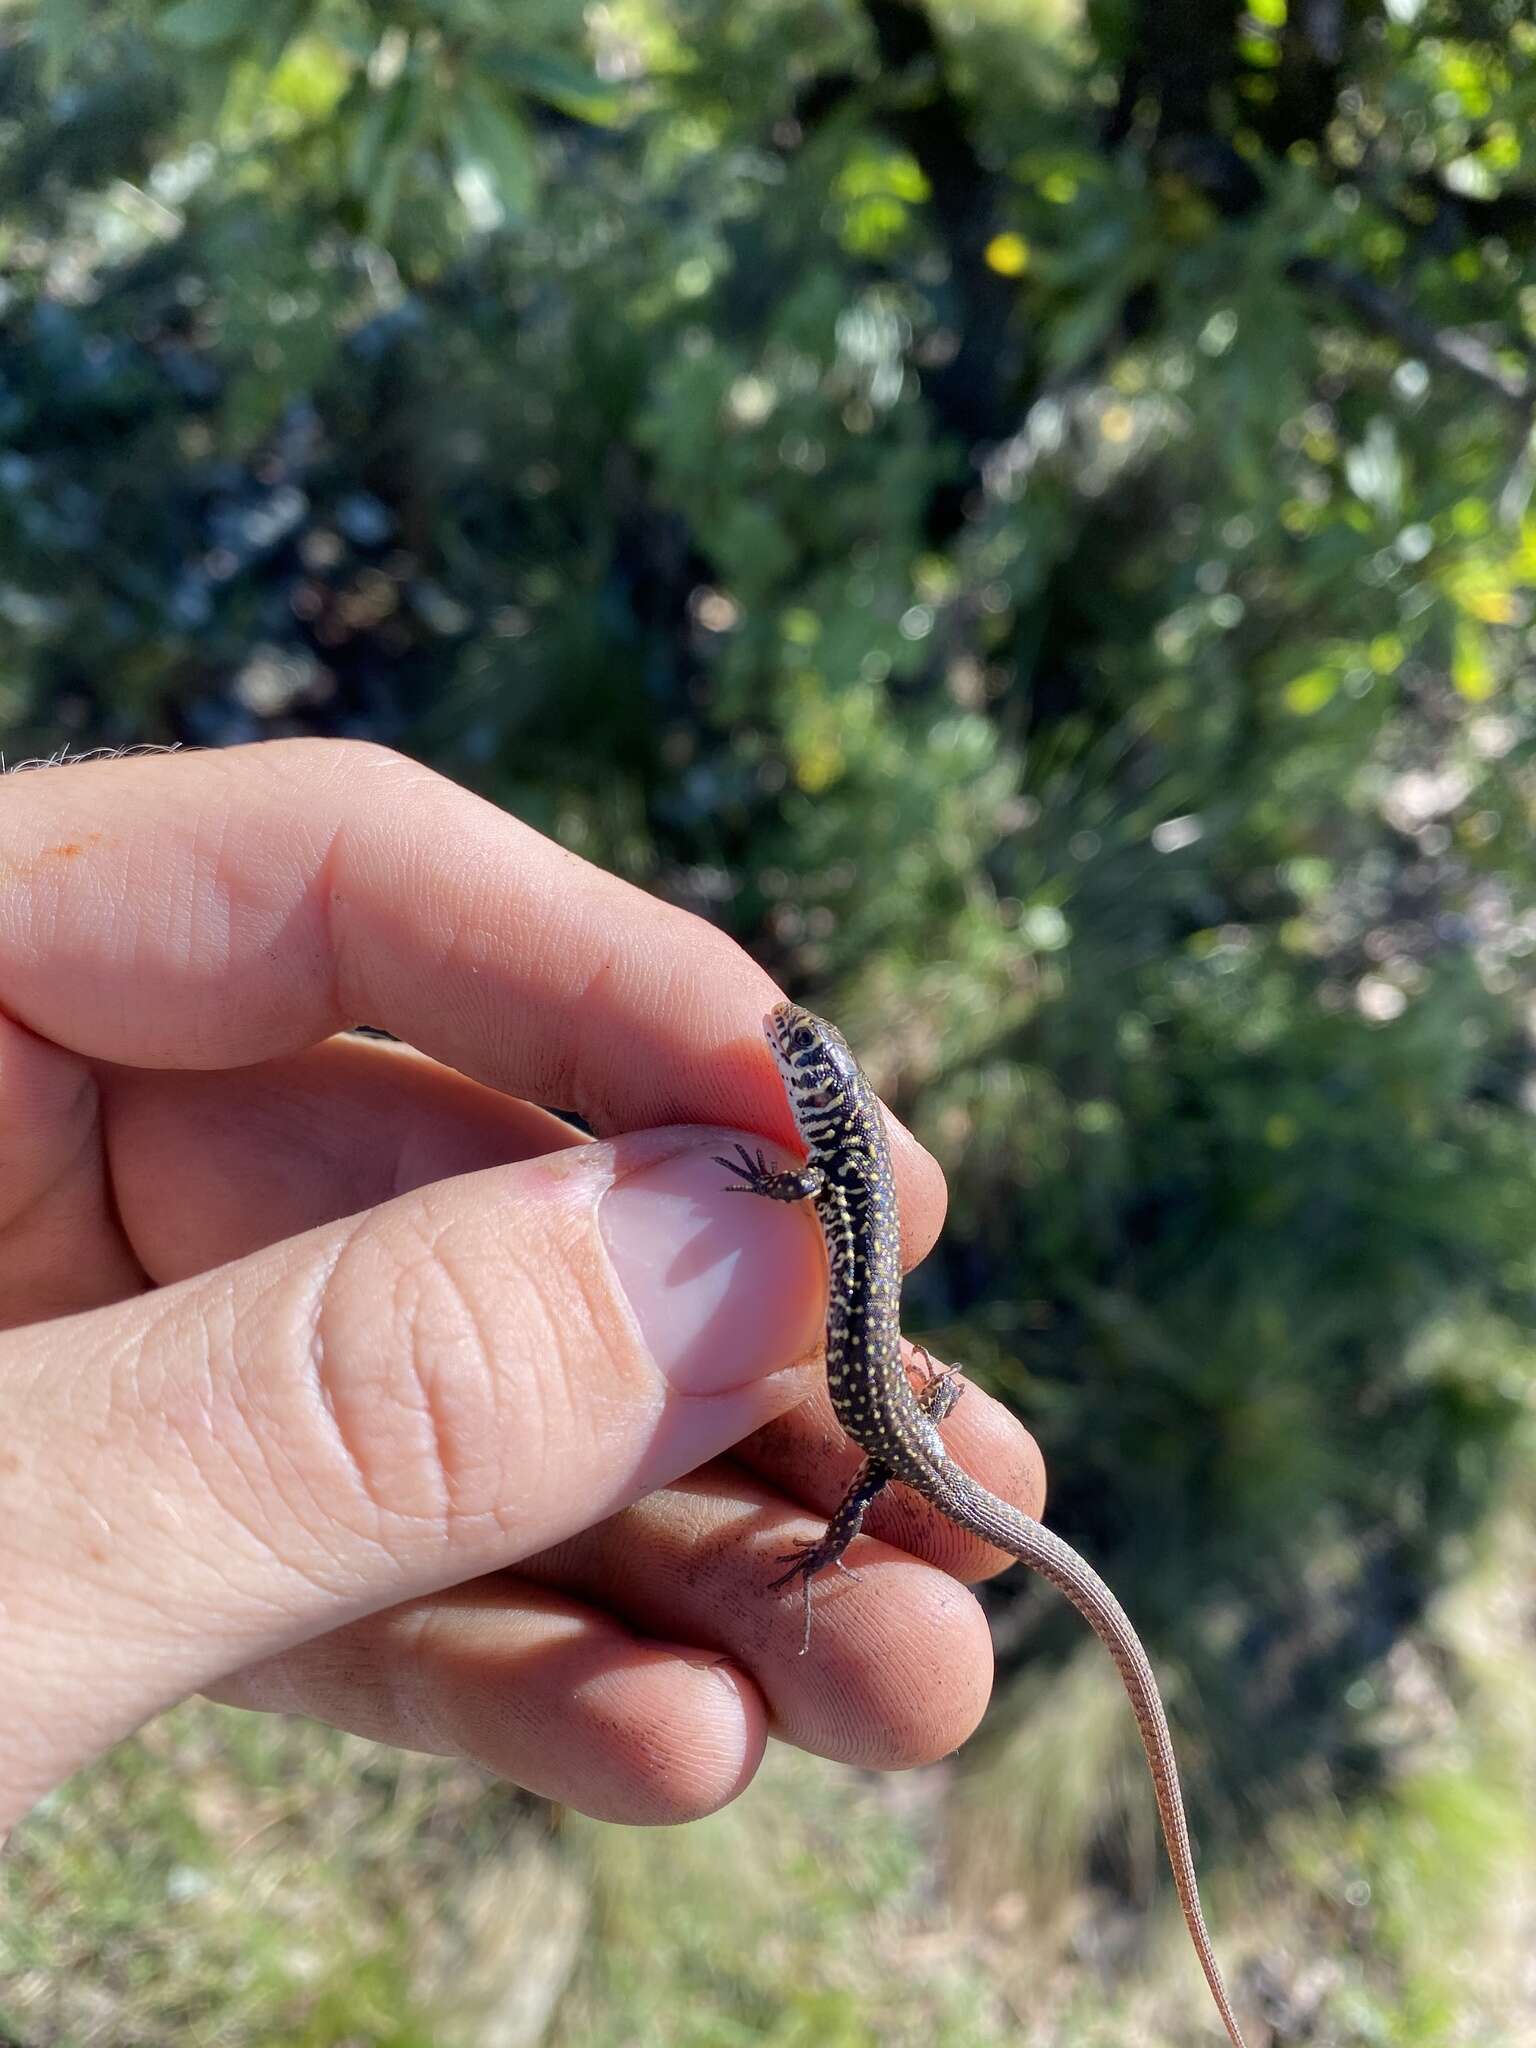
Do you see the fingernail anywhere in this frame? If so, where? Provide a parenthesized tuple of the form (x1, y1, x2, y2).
(600, 1142, 825, 1395)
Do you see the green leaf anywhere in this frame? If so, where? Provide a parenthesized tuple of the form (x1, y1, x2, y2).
(1282, 667, 1338, 715)
(482, 48, 626, 121)
(347, 75, 401, 196)
(1452, 618, 1494, 701)
(269, 30, 349, 118)
(1043, 276, 1123, 374)
(445, 81, 538, 219)
(250, 0, 310, 72)
(356, 73, 427, 239)
(157, 0, 265, 50)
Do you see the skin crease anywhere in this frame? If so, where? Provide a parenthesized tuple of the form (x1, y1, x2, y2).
(0, 740, 1046, 1837)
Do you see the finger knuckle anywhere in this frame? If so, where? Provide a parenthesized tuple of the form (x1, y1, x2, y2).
(307, 1206, 537, 1543)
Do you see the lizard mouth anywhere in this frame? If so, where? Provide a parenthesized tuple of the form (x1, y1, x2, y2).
(763, 1000, 807, 1066)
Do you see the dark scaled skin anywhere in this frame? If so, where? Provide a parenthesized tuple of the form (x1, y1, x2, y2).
(718, 1001, 1249, 2048)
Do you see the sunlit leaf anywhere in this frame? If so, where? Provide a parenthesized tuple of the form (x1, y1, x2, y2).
(1283, 668, 1338, 714)
(985, 233, 1031, 277)
(1451, 618, 1495, 700)
(269, 33, 349, 120)
(1463, 588, 1521, 625)
(836, 147, 929, 203)
(1344, 419, 1404, 521)
(841, 195, 910, 257)
(445, 80, 538, 221)
(1368, 634, 1405, 673)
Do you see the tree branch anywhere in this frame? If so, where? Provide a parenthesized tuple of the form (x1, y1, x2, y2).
(1288, 255, 1534, 411)
(854, 0, 1023, 442)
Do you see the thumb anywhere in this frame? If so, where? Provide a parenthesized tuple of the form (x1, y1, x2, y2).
(0, 1127, 824, 1826)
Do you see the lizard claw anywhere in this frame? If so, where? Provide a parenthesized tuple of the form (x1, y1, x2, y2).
(714, 1144, 774, 1191)
(769, 1539, 861, 1656)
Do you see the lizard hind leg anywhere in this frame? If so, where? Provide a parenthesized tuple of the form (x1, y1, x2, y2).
(766, 1363, 964, 1654)
(909, 1344, 964, 1426)
(767, 1538, 861, 1657)
(768, 1455, 889, 1655)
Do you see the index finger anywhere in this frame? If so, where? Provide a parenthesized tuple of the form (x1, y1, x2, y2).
(0, 739, 946, 1255)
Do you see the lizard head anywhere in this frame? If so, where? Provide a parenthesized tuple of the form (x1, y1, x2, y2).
(763, 1001, 862, 1127)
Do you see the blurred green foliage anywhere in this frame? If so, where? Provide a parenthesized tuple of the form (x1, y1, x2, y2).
(6, 0, 1536, 1966)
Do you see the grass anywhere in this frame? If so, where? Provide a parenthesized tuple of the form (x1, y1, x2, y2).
(6, 1466, 1536, 2046)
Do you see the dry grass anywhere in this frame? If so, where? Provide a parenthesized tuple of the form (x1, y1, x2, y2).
(6, 1478, 1536, 2047)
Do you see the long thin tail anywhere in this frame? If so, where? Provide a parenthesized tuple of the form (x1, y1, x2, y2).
(939, 1469, 1248, 2048)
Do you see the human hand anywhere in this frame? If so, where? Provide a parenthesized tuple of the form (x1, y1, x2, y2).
(0, 740, 1044, 1836)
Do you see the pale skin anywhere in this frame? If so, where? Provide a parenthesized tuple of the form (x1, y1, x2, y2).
(0, 738, 1046, 1839)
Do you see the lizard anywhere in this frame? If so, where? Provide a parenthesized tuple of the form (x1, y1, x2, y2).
(716, 1000, 1249, 2048)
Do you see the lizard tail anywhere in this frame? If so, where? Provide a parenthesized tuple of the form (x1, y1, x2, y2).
(937, 1471, 1249, 2048)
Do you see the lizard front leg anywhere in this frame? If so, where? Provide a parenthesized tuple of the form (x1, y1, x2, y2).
(714, 1142, 824, 1204)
